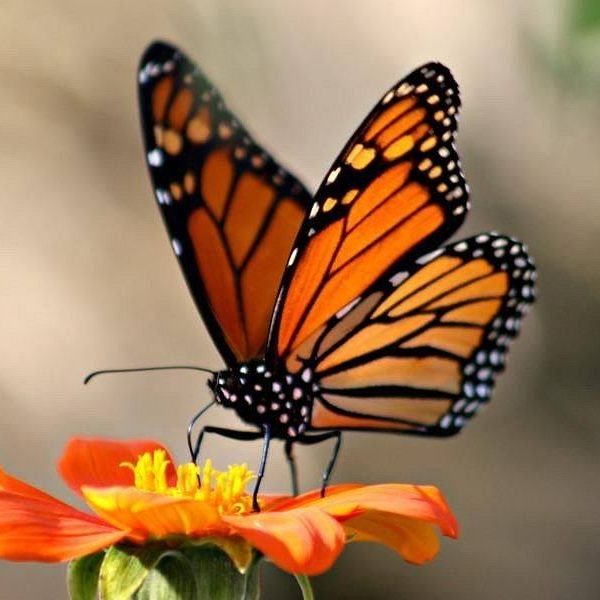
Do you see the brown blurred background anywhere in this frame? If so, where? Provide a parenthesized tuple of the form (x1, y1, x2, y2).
(1, 1, 599, 598)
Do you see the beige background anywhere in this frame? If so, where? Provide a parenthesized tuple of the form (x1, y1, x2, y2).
(1, 1, 599, 598)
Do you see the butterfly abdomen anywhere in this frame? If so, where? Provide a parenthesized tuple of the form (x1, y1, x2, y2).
(214, 361, 316, 438)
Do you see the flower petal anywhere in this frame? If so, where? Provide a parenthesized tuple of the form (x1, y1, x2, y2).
(224, 508, 346, 575)
(265, 484, 362, 512)
(344, 512, 442, 564)
(0, 487, 126, 562)
(58, 438, 176, 494)
(303, 483, 459, 565)
(82, 487, 223, 539)
(305, 483, 459, 537)
(0, 467, 68, 505)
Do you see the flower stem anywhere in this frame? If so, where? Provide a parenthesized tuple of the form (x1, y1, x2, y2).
(294, 574, 314, 600)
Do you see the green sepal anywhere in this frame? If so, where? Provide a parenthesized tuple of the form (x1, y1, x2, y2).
(188, 536, 254, 573)
(185, 546, 260, 600)
(99, 545, 165, 600)
(93, 543, 261, 600)
(134, 551, 197, 600)
(67, 551, 104, 600)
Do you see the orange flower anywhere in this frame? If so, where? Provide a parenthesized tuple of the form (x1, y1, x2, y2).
(0, 438, 458, 575)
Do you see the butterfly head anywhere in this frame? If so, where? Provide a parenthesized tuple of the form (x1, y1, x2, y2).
(211, 370, 239, 408)
(211, 362, 277, 410)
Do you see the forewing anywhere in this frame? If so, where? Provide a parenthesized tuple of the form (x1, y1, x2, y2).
(297, 234, 536, 435)
(138, 41, 311, 364)
(269, 62, 469, 362)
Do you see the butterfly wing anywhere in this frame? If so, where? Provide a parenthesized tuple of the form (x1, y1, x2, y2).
(268, 62, 470, 363)
(301, 233, 536, 435)
(138, 41, 311, 365)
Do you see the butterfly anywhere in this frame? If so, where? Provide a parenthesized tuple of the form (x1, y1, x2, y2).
(137, 41, 536, 509)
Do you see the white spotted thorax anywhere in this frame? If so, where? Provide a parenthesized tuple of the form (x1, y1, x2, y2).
(212, 361, 317, 438)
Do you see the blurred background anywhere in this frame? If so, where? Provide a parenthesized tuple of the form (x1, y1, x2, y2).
(1, 0, 599, 598)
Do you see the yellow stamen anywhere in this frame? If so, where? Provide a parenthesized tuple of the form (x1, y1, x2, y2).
(122, 450, 256, 515)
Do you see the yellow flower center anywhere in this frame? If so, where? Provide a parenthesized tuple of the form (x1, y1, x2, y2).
(121, 450, 256, 515)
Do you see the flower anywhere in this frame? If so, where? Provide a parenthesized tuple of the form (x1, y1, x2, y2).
(0, 438, 458, 575)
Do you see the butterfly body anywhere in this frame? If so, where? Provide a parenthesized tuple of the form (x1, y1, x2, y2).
(213, 360, 315, 438)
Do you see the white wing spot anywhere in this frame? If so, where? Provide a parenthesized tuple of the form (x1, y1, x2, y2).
(453, 399, 466, 413)
(171, 239, 182, 256)
(287, 248, 298, 266)
(477, 368, 492, 380)
(147, 148, 164, 167)
(476, 384, 490, 398)
(156, 189, 171, 205)
(389, 271, 409, 287)
(396, 82, 414, 96)
(416, 249, 443, 265)
(326, 167, 341, 184)
(336, 297, 361, 319)
(465, 401, 479, 414)
(439, 415, 452, 429)
(454, 416, 465, 428)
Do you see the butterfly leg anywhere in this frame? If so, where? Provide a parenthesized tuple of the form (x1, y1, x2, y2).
(186, 400, 217, 462)
(191, 426, 263, 465)
(297, 431, 343, 497)
(321, 431, 342, 497)
(252, 425, 272, 512)
(284, 440, 299, 496)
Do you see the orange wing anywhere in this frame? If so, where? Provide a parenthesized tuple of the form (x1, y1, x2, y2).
(139, 42, 310, 364)
(268, 63, 470, 363)
(301, 234, 537, 435)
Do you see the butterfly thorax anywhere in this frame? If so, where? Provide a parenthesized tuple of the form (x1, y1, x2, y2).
(213, 360, 316, 439)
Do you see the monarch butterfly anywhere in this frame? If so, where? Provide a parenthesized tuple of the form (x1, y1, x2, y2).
(136, 41, 536, 509)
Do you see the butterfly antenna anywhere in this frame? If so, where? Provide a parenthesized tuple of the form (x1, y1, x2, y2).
(84, 365, 216, 385)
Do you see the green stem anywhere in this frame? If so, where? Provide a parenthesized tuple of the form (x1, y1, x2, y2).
(294, 574, 314, 600)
